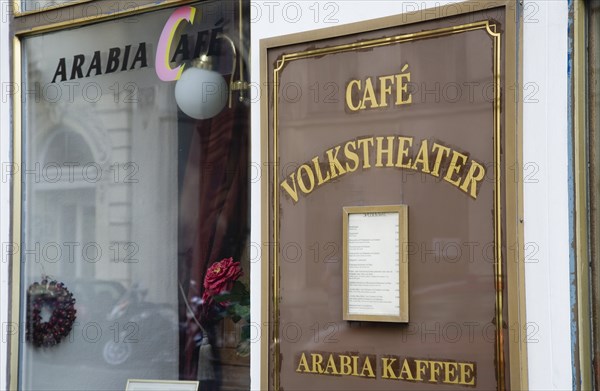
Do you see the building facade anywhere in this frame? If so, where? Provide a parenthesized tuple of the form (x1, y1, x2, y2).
(0, 0, 593, 390)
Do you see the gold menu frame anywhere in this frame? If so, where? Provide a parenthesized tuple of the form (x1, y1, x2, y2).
(342, 205, 409, 323)
(261, 1, 525, 390)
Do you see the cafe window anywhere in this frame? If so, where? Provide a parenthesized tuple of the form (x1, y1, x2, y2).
(13, 1, 250, 389)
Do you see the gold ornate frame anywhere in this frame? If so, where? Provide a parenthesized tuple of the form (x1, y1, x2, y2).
(261, 2, 524, 390)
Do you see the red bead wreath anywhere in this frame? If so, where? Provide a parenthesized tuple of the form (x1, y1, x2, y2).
(26, 279, 77, 348)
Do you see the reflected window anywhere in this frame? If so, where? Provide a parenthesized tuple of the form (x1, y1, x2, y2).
(44, 130, 94, 166)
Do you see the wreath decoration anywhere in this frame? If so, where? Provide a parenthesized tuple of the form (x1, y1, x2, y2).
(26, 279, 77, 348)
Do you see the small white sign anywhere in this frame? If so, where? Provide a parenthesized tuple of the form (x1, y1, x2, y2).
(126, 379, 199, 391)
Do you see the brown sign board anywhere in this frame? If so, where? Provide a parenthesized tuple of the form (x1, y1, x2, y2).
(261, 2, 524, 390)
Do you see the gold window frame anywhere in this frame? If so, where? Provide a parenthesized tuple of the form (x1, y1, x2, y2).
(8, 1, 204, 389)
(260, 1, 526, 390)
(12, 0, 200, 34)
(12, 0, 94, 17)
(574, 0, 594, 389)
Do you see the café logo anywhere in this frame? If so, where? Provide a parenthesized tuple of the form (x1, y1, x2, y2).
(50, 5, 220, 84)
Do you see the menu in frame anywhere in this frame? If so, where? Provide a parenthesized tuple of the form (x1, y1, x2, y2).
(343, 205, 408, 322)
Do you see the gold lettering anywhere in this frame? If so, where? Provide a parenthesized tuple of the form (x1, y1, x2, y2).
(378, 75, 395, 108)
(459, 160, 486, 198)
(398, 359, 415, 380)
(344, 141, 360, 172)
(376, 136, 396, 167)
(297, 164, 316, 194)
(296, 353, 311, 373)
(443, 361, 459, 384)
(431, 143, 451, 177)
(326, 146, 347, 179)
(339, 355, 353, 376)
(280, 173, 299, 202)
(459, 363, 475, 386)
(311, 353, 324, 374)
(414, 360, 428, 381)
(429, 361, 442, 382)
(312, 156, 331, 186)
(346, 80, 362, 111)
(323, 354, 339, 375)
(357, 137, 374, 169)
(346, 67, 413, 111)
(381, 357, 398, 379)
(412, 139, 431, 173)
(360, 357, 376, 378)
(444, 150, 468, 187)
(297, 352, 474, 384)
(395, 136, 413, 168)
(361, 78, 378, 109)
(352, 356, 359, 376)
(395, 64, 412, 105)
(281, 137, 485, 204)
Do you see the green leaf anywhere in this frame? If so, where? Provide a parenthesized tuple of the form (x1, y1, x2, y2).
(237, 305, 250, 319)
(241, 324, 250, 340)
(236, 339, 250, 357)
(213, 293, 232, 303)
(231, 281, 249, 296)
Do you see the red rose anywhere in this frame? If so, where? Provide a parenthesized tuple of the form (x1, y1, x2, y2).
(202, 257, 243, 304)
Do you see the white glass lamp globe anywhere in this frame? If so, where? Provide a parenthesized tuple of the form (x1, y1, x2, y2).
(175, 67, 228, 120)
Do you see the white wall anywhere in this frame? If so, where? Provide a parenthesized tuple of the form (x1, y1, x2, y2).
(249, 0, 572, 390)
(522, 1, 572, 390)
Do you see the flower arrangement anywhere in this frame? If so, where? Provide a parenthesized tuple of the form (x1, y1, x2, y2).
(202, 257, 250, 356)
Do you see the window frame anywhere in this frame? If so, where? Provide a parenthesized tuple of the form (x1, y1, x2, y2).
(575, 0, 596, 389)
(12, 0, 95, 17)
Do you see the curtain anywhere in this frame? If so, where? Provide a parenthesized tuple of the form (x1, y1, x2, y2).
(177, 98, 249, 383)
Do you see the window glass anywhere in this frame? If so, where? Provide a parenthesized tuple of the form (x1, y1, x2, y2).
(19, 1, 250, 390)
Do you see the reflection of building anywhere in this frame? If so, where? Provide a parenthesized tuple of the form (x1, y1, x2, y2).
(21, 32, 181, 390)
(38, 127, 97, 280)
(24, 53, 179, 297)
